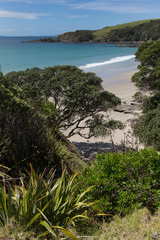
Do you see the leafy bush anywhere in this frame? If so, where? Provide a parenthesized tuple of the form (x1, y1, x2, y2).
(134, 106, 160, 150)
(79, 148, 160, 215)
(56, 30, 94, 42)
(131, 41, 160, 149)
(106, 20, 160, 42)
(0, 73, 85, 176)
(5, 65, 121, 139)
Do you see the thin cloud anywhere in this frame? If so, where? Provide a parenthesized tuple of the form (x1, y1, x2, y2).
(0, 0, 66, 3)
(68, 15, 89, 19)
(70, 1, 152, 14)
(0, 9, 47, 19)
(26, 0, 66, 4)
(0, 28, 16, 31)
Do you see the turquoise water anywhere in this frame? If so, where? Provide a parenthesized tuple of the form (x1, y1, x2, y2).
(0, 37, 138, 75)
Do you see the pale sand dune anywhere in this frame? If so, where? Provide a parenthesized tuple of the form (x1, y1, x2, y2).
(69, 68, 143, 151)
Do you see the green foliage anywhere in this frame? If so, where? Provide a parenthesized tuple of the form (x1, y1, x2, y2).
(38, 37, 56, 42)
(131, 41, 160, 149)
(0, 72, 84, 175)
(0, 166, 97, 239)
(56, 19, 160, 43)
(79, 149, 160, 215)
(134, 106, 160, 149)
(56, 30, 94, 42)
(132, 91, 146, 103)
(132, 41, 160, 91)
(93, 19, 155, 40)
(5, 65, 121, 139)
(75, 30, 94, 42)
(104, 20, 160, 42)
(0, 76, 56, 173)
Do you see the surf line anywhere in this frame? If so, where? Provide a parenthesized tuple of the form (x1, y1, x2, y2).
(79, 55, 135, 69)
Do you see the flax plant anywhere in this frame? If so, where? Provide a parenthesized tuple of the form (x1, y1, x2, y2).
(0, 165, 96, 239)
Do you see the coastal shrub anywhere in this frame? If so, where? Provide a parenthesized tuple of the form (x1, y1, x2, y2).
(131, 41, 160, 149)
(56, 30, 94, 42)
(79, 148, 160, 215)
(0, 166, 97, 239)
(0, 74, 58, 174)
(5, 65, 121, 139)
(104, 20, 160, 42)
(0, 73, 84, 176)
(134, 106, 160, 150)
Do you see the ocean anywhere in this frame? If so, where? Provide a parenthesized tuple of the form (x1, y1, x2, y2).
(0, 37, 138, 80)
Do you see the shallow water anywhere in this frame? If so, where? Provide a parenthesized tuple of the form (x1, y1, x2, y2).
(0, 37, 138, 75)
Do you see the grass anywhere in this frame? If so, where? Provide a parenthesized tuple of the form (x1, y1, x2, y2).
(87, 208, 160, 240)
(0, 222, 36, 240)
(93, 19, 159, 39)
(1, 208, 160, 240)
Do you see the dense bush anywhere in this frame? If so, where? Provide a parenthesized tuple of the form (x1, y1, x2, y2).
(134, 106, 160, 149)
(79, 149, 160, 215)
(5, 65, 121, 139)
(0, 73, 84, 176)
(131, 41, 160, 150)
(56, 30, 94, 42)
(106, 20, 160, 42)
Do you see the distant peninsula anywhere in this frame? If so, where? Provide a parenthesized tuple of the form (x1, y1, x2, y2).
(23, 19, 160, 44)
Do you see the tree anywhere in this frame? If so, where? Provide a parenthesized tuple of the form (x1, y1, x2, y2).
(0, 73, 84, 176)
(6, 65, 122, 139)
(131, 41, 160, 149)
(132, 41, 160, 91)
(134, 106, 160, 149)
(0, 73, 57, 172)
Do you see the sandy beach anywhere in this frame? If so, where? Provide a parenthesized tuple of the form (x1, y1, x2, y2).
(69, 66, 143, 153)
(103, 70, 139, 101)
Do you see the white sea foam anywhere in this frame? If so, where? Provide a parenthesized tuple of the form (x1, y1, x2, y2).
(79, 55, 135, 69)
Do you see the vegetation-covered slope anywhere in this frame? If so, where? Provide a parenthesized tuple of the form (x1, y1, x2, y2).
(0, 71, 86, 176)
(55, 19, 160, 43)
(79, 149, 160, 215)
(56, 30, 95, 42)
(93, 19, 152, 38)
(1, 41, 160, 239)
(0, 65, 121, 176)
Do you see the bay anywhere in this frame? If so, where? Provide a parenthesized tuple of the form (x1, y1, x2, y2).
(0, 37, 138, 75)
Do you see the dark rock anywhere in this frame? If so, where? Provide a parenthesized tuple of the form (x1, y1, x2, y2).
(73, 141, 135, 160)
(131, 102, 141, 105)
(114, 104, 142, 113)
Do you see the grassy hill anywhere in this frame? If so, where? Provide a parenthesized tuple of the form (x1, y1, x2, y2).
(93, 19, 156, 40)
(56, 19, 160, 43)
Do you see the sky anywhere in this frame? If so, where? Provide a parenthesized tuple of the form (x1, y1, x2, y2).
(0, 0, 160, 36)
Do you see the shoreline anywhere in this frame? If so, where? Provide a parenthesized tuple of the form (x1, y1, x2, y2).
(22, 37, 142, 47)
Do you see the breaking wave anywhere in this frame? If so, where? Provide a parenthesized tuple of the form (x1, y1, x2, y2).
(79, 55, 135, 69)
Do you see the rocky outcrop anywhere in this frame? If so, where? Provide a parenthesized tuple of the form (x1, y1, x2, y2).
(73, 141, 134, 161)
(114, 102, 142, 114)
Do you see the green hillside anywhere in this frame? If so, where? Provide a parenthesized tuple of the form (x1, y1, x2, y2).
(93, 19, 156, 40)
(55, 19, 160, 43)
